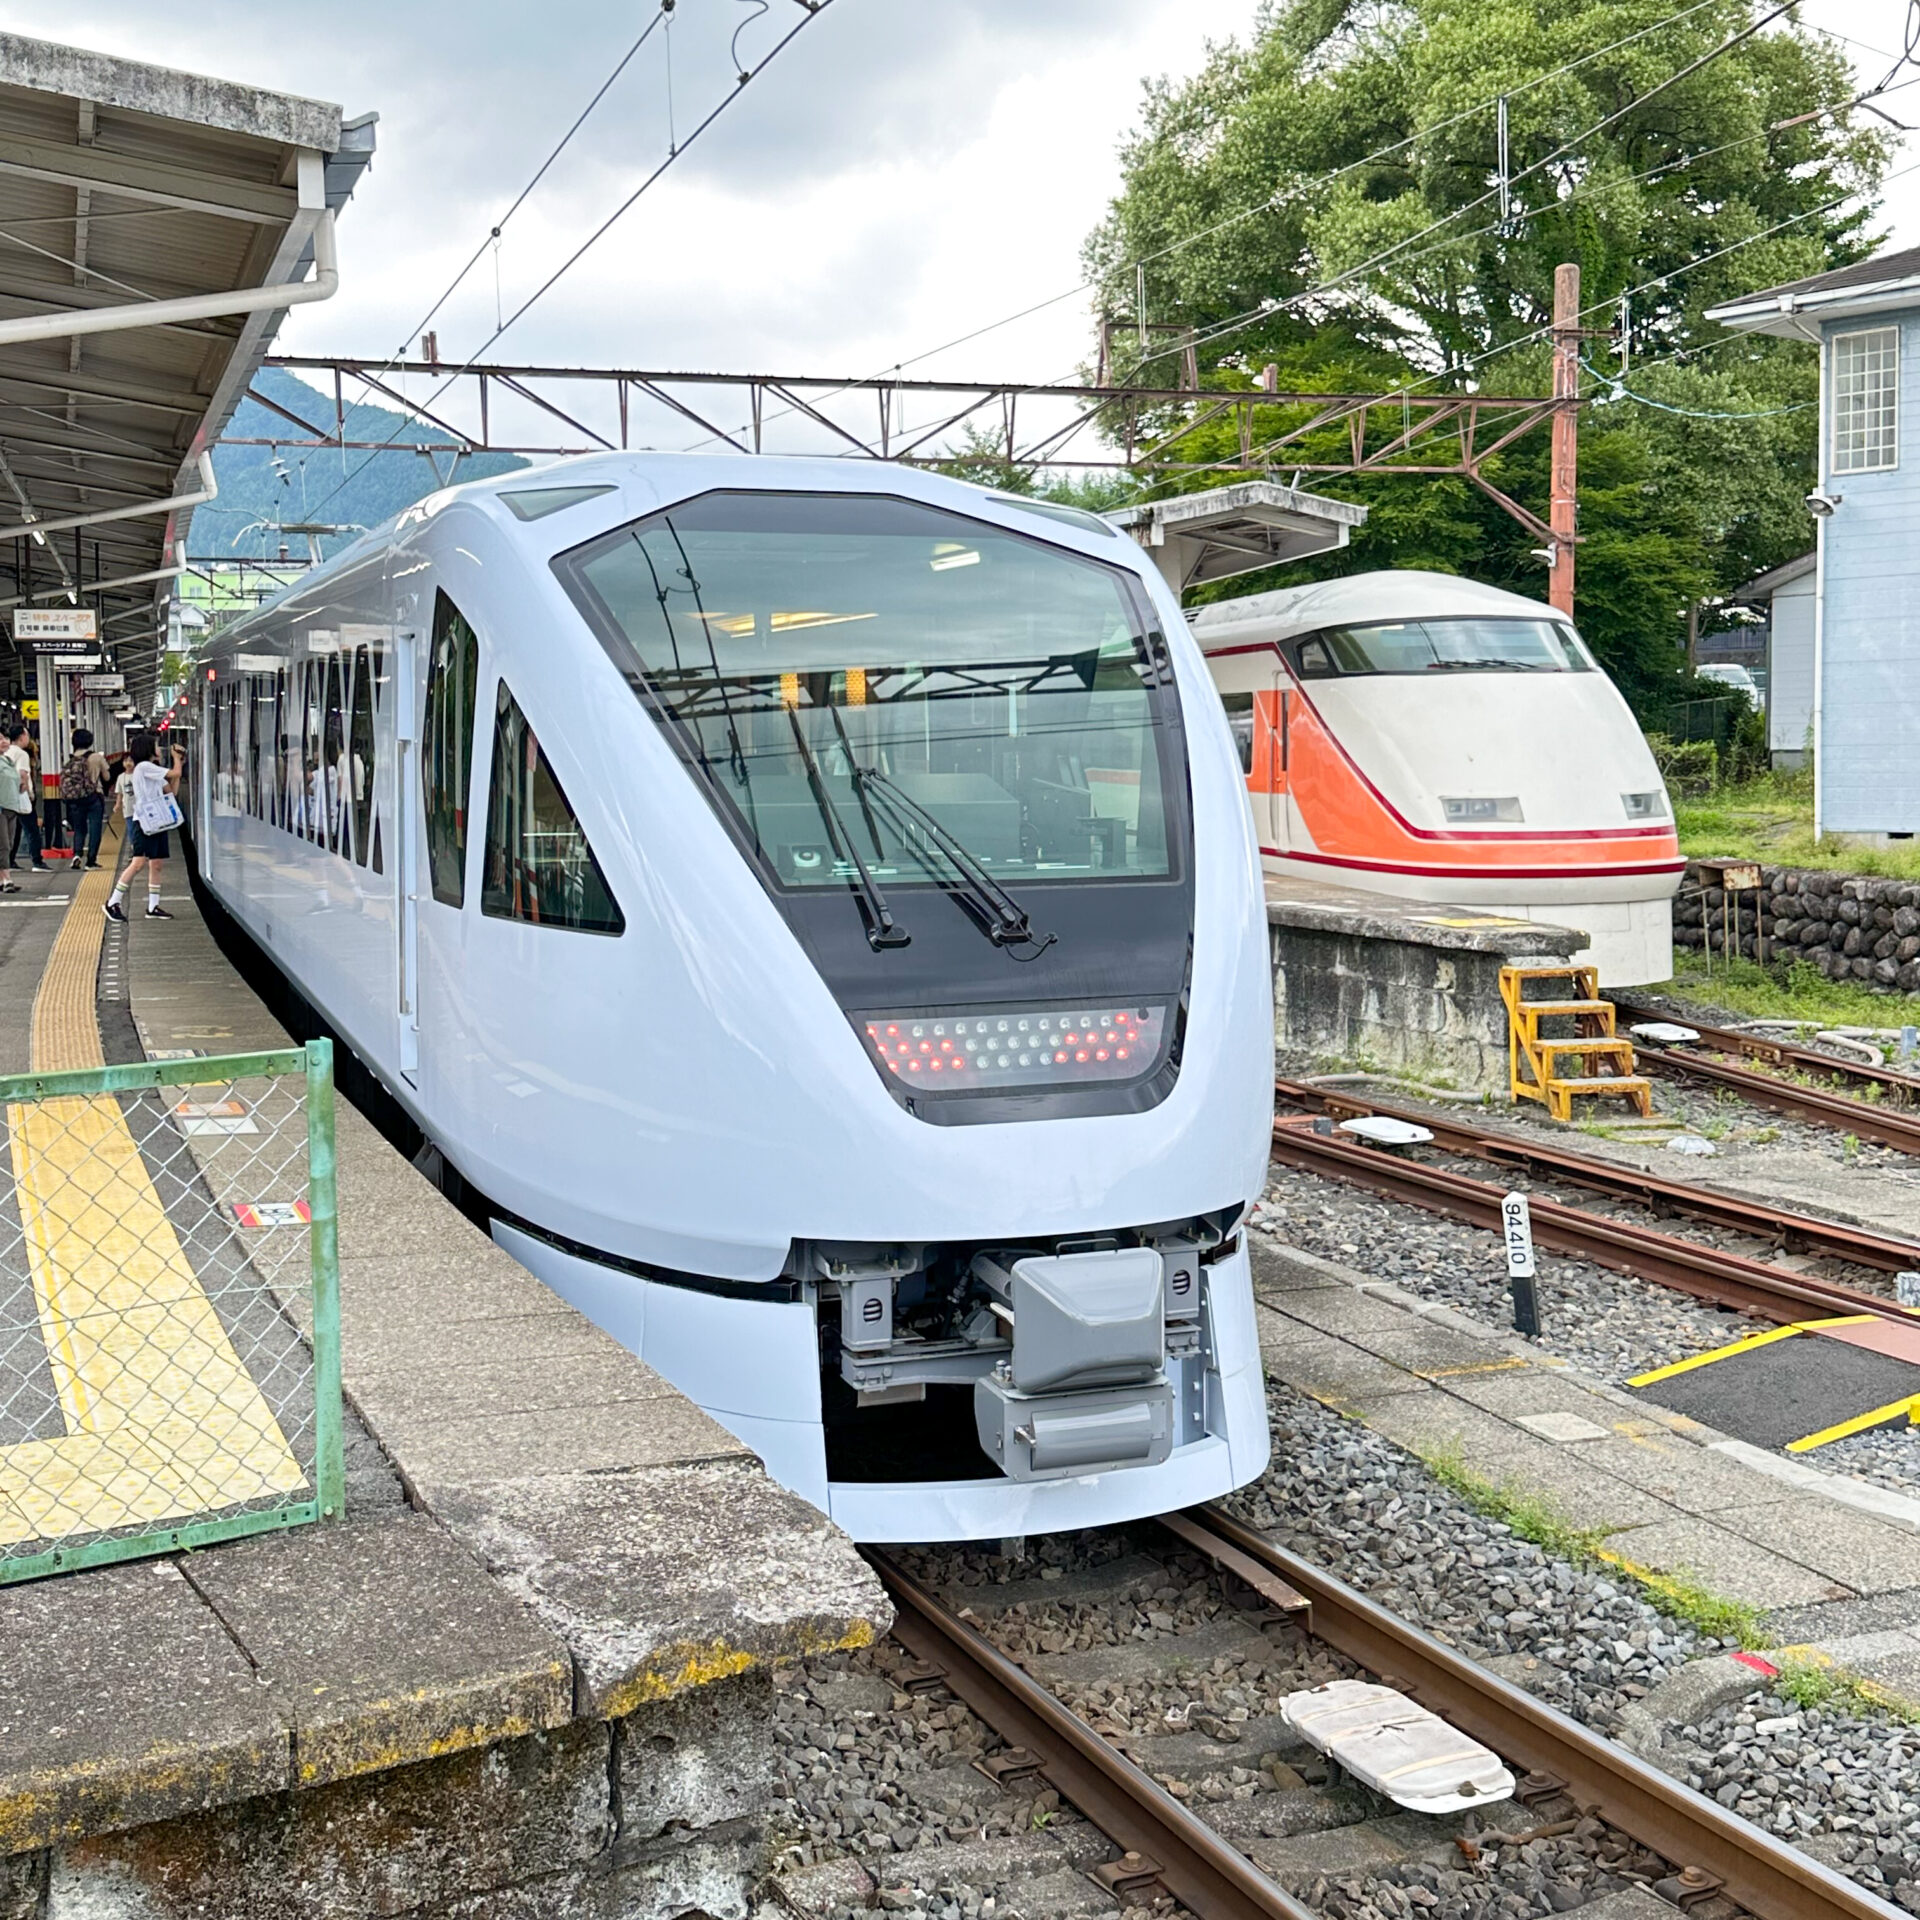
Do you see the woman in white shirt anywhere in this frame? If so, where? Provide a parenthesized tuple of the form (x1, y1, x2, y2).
(104, 731, 184, 922)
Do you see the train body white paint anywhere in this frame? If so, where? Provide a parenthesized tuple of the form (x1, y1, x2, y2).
(193, 453, 1275, 1540)
(1190, 572, 1685, 985)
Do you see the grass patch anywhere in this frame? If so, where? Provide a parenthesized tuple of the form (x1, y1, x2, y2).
(1420, 1443, 1772, 1649)
(1773, 1654, 1920, 1725)
(1664, 951, 1916, 1028)
(1674, 767, 1920, 881)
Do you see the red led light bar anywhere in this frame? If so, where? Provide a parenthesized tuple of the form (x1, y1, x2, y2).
(860, 1003, 1169, 1094)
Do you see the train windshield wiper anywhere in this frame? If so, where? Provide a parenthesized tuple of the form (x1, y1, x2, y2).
(785, 709, 910, 950)
(852, 761, 1055, 957)
(1426, 657, 1545, 671)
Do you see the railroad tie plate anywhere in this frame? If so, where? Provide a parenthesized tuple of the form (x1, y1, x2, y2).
(977, 1745, 1046, 1786)
(1090, 1850, 1165, 1904)
(1281, 1679, 1515, 1815)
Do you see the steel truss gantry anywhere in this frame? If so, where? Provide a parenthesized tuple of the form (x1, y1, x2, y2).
(249, 356, 1569, 541)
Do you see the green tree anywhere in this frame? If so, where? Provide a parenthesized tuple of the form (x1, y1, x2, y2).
(1082, 0, 1886, 713)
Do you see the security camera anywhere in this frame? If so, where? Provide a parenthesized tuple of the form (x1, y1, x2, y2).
(1805, 489, 1843, 517)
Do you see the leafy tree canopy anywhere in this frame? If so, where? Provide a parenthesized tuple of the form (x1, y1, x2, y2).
(1081, 0, 1888, 713)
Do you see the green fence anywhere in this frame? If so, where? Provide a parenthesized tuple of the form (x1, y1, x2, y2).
(0, 1041, 342, 1584)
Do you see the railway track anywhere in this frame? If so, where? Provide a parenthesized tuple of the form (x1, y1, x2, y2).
(870, 1509, 1897, 1920)
(1608, 1000, 1920, 1156)
(1267, 1093, 1920, 1332)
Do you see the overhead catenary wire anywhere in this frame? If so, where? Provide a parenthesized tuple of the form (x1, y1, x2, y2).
(303, 0, 836, 527)
(677, 0, 1745, 453)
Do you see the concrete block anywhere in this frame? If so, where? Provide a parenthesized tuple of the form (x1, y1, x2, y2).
(1718, 1495, 1920, 1597)
(0, 1561, 289, 1855)
(1440, 1365, 1631, 1424)
(1334, 1320, 1523, 1380)
(614, 1672, 773, 1846)
(1514, 1411, 1611, 1444)
(1709, 1438, 1920, 1534)
(1599, 1518, 1854, 1611)
(1247, 1242, 1354, 1296)
(350, 1345, 681, 1423)
(179, 1510, 572, 1790)
(1255, 1319, 1432, 1411)
(1258, 1285, 1417, 1344)
(431, 1460, 891, 1720)
(361, 1392, 750, 1494)
(1, 1854, 44, 1920)
(51, 1723, 612, 1920)
(1577, 1437, 1800, 1517)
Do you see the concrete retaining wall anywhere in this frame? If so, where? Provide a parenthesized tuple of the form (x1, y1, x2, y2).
(9, 1674, 774, 1920)
(1675, 860, 1920, 994)
(1269, 890, 1586, 1091)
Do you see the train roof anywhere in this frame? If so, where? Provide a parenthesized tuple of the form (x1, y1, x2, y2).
(207, 452, 1147, 641)
(1184, 569, 1573, 649)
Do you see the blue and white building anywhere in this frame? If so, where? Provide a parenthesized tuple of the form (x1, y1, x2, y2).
(1709, 247, 1920, 839)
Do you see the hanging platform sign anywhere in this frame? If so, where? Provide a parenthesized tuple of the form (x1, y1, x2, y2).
(15, 608, 97, 646)
(78, 673, 125, 694)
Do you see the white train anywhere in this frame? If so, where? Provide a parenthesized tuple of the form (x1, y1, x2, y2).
(193, 455, 1276, 1540)
(1190, 572, 1683, 984)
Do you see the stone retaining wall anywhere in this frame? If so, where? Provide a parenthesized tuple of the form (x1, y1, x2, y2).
(1674, 860, 1920, 993)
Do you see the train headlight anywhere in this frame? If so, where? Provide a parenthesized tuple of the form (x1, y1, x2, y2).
(1440, 796, 1523, 824)
(1621, 791, 1668, 820)
(860, 1003, 1171, 1093)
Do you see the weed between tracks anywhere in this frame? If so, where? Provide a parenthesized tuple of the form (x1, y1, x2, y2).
(1419, 1443, 1772, 1650)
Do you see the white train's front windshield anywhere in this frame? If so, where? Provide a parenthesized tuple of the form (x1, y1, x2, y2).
(1298, 616, 1597, 676)
(575, 491, 1177, 886)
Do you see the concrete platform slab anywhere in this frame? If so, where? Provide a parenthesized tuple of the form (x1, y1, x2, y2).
(1255, 1312, 1434, 1411)
(178, 1508, 572, 1790)
(433, 1460, 884, 1719)
(1260, 1284, 1427, 1344)
(1576, 1436, 1801, 1518)
(0, 1560, 287, 1853)
(1599, 1518, 1854, 1611)
(1717, 1496, 1920, 1597)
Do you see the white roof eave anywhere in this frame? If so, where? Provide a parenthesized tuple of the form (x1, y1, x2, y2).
(1706, 277, 1920, 339)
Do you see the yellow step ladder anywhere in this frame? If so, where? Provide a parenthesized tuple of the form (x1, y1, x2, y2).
(1499, 964, 1653, 1123)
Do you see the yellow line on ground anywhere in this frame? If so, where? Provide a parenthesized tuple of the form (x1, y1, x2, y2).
(1626, 1316, 1877, 1388)
(0, 864, 303, 1546)
(1788, 1395, 1920, 1453)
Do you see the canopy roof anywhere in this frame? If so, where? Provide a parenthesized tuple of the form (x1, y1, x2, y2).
(0, 33, 373, 708)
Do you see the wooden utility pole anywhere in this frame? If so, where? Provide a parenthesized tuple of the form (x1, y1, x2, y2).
(1549, 261, 1580, 618)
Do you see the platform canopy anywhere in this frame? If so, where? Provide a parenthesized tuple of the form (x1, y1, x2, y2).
(0, 34, 374, 712)
(1108, 479, 1369, 593)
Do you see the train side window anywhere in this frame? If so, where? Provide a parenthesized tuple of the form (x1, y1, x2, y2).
(349, 645, 375, 866)
(1292, 637, 1336, 679)
(322, 650, 346, 854)
(482, 681, 624, 935)
(369, 645, 386, 874)
(424, 591, 480, 907)
(1219, 692, 1254, 775)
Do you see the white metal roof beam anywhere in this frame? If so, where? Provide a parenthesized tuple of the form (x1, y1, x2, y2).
(0, 445, 209, 541)
(0, 134, 296, 223)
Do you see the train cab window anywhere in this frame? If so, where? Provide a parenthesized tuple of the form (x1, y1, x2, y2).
(482, 682, 624, 935)
(1219, 691, 1255, 774)
(424, 591, 480, 907)
(1298, 618, 1596, 676)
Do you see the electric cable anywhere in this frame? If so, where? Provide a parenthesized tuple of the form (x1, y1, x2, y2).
(303, 0, 835, 525)
(676, 0, 1746, 452)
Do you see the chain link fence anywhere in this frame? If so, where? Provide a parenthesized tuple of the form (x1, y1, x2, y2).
(0, 1041, 342, 1584)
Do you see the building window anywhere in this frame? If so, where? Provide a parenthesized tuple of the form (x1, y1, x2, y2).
(1832, 325, 1899, 474)
(423, 590, 479, 907)
(482, 681, 624, 935)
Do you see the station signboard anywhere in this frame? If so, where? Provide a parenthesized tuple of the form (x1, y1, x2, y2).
(78, 674, 125, 694)
(15, 608, 97, 653)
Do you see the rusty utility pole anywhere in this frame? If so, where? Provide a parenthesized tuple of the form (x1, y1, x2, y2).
(1549, 262, 1580, 617)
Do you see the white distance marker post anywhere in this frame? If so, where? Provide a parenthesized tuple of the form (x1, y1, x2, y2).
(1501, 1191, 1541, 1336)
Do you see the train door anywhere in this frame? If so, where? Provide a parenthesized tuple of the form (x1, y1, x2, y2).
(1265, 675, 1292, 858)
(392, 624, 420, 1085)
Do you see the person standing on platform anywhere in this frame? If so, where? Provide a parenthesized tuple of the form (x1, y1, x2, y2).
(59, 727, 108, 869)
(104, 731, 183, 922)
(5, 724, 44, 870)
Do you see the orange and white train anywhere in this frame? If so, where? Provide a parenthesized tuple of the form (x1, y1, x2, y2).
(1189, 570, 1682, 985)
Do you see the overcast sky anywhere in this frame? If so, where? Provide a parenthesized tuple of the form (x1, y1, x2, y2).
(9, 0, 1917, 439)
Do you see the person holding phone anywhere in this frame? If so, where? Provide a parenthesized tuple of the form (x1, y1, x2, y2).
(104, 731, 184, 922)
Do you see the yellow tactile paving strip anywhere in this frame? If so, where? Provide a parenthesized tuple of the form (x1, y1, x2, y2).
(0, 861, 303, 1548)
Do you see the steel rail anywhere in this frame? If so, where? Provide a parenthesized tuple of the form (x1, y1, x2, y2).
(1274, 1076, 1920, 1274)
(1169, 1508, 1901, 1920)
(867, 1548, 1317, 1920)
(1612, 998, 1920, 1103)
(1268, 1115, 1919, 1328)
(1603, 1003, 1920, 1154)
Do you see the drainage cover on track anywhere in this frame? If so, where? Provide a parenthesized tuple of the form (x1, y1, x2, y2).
(1630, 1315, 1920, 1452)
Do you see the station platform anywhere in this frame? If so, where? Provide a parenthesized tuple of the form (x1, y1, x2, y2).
(1265, 871, 1589, 1089)
(0, 835, 888, 1919)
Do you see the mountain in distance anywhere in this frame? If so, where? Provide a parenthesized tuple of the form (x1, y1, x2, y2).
(193, 365, 527, 562)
